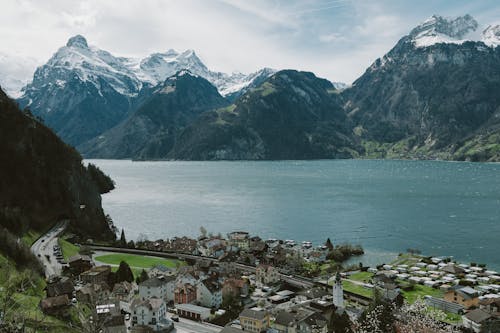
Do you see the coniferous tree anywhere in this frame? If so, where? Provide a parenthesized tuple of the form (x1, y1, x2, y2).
(119, 229, 127, 247)
(115, 261, 134, 283)
(328, 311, 352, 333)
(325, 238, 334, 251)
(136, 269, 149, 284)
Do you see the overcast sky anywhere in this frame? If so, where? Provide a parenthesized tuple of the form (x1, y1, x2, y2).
(1, 0, 500, 90)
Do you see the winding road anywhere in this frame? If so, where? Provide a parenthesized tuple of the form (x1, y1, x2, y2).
(31, 221, 68, 278)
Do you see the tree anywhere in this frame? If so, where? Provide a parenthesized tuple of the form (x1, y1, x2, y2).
(329, 311, 353, 333)
(119, 229, 127, 247)
(115, 261, 134, 283)
(200, 226, 207, 238)
(325, 238, 334, 251)
(136, 269, 149, 284)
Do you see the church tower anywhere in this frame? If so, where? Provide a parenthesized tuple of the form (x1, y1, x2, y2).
(332, 271, 344, 309)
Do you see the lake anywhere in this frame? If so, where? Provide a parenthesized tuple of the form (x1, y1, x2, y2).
(87, 159, 500, 270)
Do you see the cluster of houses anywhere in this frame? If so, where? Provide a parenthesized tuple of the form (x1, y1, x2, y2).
(362, 257, 500, 332)
(137, 232, 330, 272)
(38, 231, 500, 333)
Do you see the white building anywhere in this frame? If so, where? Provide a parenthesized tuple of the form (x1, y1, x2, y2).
(176, 303, 211, 321)
(332, 272, 344, 309)
(139, 276, 176, 302)
(131, 297, 169, 331)
(256, 264, 280, 285)
(197, 279, 222, 309)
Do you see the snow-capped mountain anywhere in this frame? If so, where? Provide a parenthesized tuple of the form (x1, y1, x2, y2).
(22, 34, 273, 99)
(17, 35, 275, 146)
(345, 14, 500, 162)
(408, 14, 500, 48)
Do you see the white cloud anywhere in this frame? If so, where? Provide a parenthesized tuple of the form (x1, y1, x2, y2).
(0, 0, 498, 91)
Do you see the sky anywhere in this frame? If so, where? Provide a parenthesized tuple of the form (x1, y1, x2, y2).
(1, 0, 500, 93)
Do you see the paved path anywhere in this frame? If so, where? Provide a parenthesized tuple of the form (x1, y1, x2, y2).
(31, 221, 68, 278)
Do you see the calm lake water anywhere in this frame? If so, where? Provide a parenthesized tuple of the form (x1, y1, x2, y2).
(88, 159, 500, 270)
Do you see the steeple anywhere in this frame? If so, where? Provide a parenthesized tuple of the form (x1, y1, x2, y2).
(332, 270, 344, 309)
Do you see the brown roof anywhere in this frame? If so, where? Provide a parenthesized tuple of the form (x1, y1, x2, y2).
(240, 308, 268, 320)
(47, 277, 74, 297)
(68, 254, 92, 263)
(40, 295, 70, 310)
(465, 309, 493, 323)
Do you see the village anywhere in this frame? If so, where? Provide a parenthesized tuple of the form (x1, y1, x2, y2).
(36, 228, 500, 333)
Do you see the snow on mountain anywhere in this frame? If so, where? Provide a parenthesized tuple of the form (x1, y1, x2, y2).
(29, 35, 142, 97)
(332, 81, 349, 90)
(409, 14, 479, 48)
(21, 35, 275, 99)
(408, 14, 500, 49)
(482, 24, 500, 47)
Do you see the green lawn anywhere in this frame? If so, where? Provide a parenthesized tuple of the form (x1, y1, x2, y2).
(401, 284, 444, 303)
(58, 238, 80, 260)
(349, 271, 374, 283)
(0, 254, 78, 332)
(94, 253, 185, 270)
(342, 280, 374, 298)
(21, 230, 42, 246)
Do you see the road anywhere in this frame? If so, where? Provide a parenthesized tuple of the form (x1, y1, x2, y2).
(171, 316, 221, 333)
(31, 221, 68, 278)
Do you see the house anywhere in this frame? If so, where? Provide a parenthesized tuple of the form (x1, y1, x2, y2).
(68, 254, 93, 275)
(81, 265, 112, 285)
(222, 278, 249, 298)
(139, 276, 175, 302)
(111, 281, 136, 302)
(444, 286, 479, 309)
(462, 308, 500, 333)
(441, 264, 465, 275)
(102, 313, 127, 333)
(76, 283, 111, 304)
(148, 264, 176, 278)
(174, 283, 197, 304)
(46, 276, 74, 298)
(176, 303, 211, 321)
(40, 295, 70, 315)
(197, 279, 222, 308)
(256, 264, 280, 285)
(239, 308, 270, 332)
(131, 297, 171, 332)
(228, 231, 250, 250)
(273, 310, 297, 332)
(298, 311, 328, 333)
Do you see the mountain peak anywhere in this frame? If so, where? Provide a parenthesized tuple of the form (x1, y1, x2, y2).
(409, 14, 478, 47)
(66, 35, 89, 48)
(482, 24, 500, 47)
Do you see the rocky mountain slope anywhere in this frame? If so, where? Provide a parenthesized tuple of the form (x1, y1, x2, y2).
(16, 35, 274, 147)
(343, 14, 500, 161)
(80, 71, 229, 159)
(0, 85, 114, 239)
(168, 70, 359, 160)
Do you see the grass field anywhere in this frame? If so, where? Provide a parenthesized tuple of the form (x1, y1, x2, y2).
(349, 271, 374, 283)
(94, 253, 185, 270)
(401, 284, 444, 303)
(58, 238, 80, 260)
(342, 280, 374, 298)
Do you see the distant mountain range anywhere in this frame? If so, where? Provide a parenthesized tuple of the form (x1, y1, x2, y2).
(16, 35, 274, 146)
(10, 14, 500, 161)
